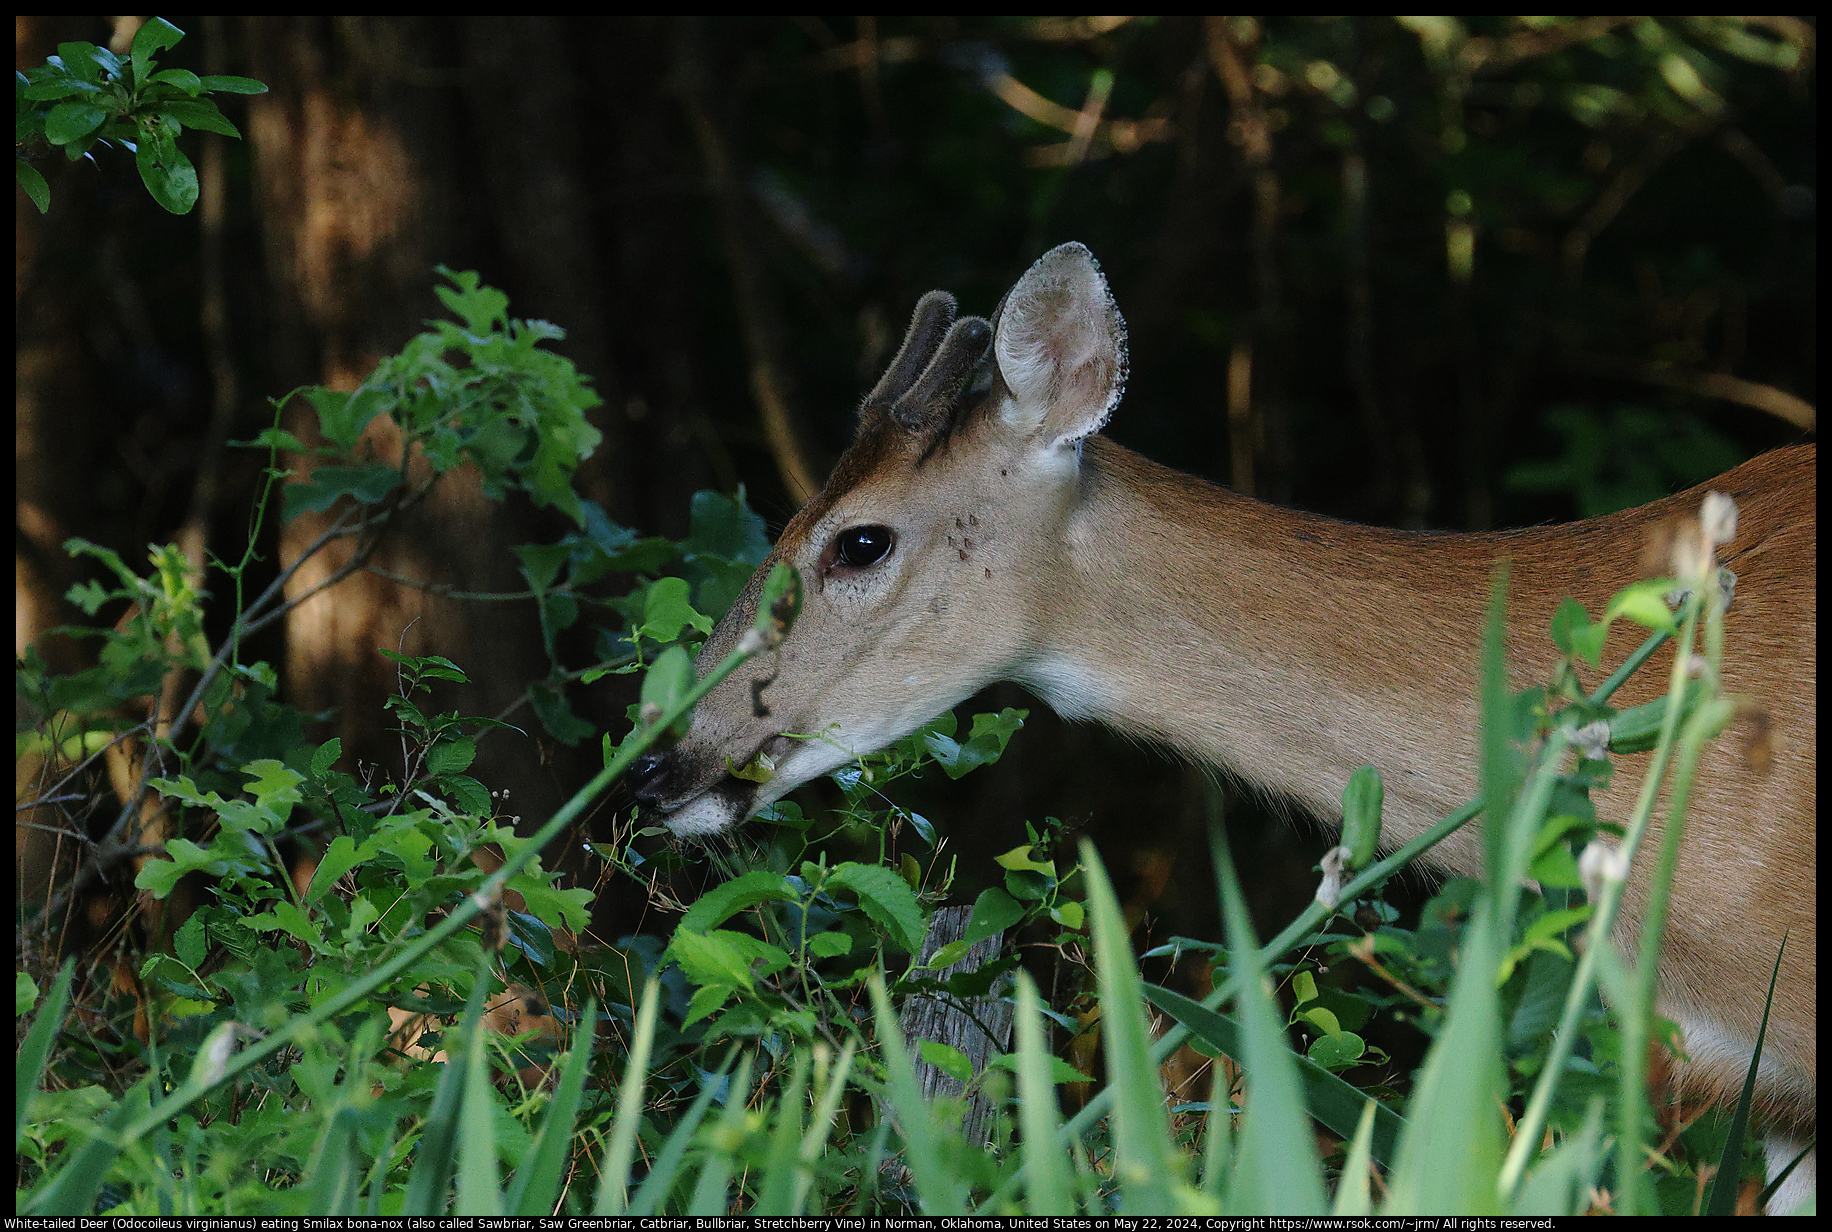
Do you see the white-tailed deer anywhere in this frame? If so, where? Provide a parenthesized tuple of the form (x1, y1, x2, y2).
(630, 243, 1815, 1208)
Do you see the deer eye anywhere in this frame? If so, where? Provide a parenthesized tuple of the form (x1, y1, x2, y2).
(833, 524, 895, 569)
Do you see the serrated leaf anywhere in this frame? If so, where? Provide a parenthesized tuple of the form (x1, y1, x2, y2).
(310, 737, 343, 778)
(678, 870, 797, 933)
(427, 737, 476, 776)
(829, 862, 926, 953)
(173, 913, 207, 969)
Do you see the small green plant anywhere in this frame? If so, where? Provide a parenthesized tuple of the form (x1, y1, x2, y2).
(16, 17, 266, 214)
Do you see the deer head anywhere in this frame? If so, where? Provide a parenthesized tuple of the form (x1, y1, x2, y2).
(628, 242, 1128, 834)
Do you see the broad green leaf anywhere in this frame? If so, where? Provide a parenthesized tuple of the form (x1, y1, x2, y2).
(43, 101, 108, 146)
(830, 862, 926, 953)
(678, 869, 798, 933)
(17, 161, 50, 213)
(963, 887, 1024, 945)
(636, 577, 713, 642)
(283, 464, 402, 521)
(427, 737, 476, 776)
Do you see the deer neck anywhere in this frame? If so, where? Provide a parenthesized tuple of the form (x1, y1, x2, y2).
(1015, 435, 1500, 870)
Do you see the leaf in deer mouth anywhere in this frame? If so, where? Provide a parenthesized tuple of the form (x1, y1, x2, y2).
(728, 750, 777, 783)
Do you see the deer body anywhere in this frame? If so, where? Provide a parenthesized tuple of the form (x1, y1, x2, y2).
(632, 244, 1815, 1203)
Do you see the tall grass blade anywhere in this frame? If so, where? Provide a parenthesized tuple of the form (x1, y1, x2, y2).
(21, 1075, 153, 1215)
(791, 1039, 856, 1213)
(362, 1123, 398, 1216)
(753, 1051, 811, 1214)
(1083, 842, 1182, 1214)
(1513, 1097, 1604, 1215)
(687, 1054, 754, 1216)
(16, 959, 74, 1152)
(630, 1045, 739, 1215)
(1708, 934, 1786, 1216)
(456, 988, 506, 1216)
(1013, 971, 1074, 1214)
(1331, 1099, 1380, 1215)
(1382, 910, 1507, 1214)
(870, 973, 966, 1214)
(594, 978, 662, 1214)
(402, 955, 494, 1215)
(1208, 830, 1326, 1215)
(508, 996, 600, 1216)
(307, 1107, 362, 1216)
(1199, 1056, 1232, 1201)
(1143, 982, 1405, 1164)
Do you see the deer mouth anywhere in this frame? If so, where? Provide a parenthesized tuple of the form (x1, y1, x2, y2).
(628, 741, 777, 836)
(649, 776, 758, 836)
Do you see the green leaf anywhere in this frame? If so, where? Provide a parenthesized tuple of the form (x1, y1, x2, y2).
(506, 877, 593, 937)
(639, 645, 695, 718)
(678, 870, 798, 933)
(666, 929, 789, 992)
(683, 489, 771, 564)
(157, 98, 240, 137)
(1603, 579, 1677, 633)
(918, 1041, 974, 1085)
(1340, 765, 1384, 868)
(636, 577, 714, 643)
(16, 971, 39, 1019)
(1549, 597, 1598, 665)
(17, 161, 50, 214)
(306, 835, 369, 903)
(282, 464, 402, 521)
(173, 913, 207, 968)
(1307, 1030, 1366, 1071)
(145, 68, 202, 97)
(310, 737, 343, 778)
(43, 101, 108, 146)
(830, 862, 926, 954)
(427, 737, 477, 776)
(248, 900, 324, 949)
(129, 17, 185, 87)
(528, 683, 594, 747)
(134, 127, 198, 213)
(198, 74, 268, 95)
(963, 887, 1024, 946)
(244, 759, 305, 818)
(443, 774, 494, 816)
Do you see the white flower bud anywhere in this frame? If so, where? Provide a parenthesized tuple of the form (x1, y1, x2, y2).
(1700, 491, 1738, 549)
(1578, 841, 1628, 904)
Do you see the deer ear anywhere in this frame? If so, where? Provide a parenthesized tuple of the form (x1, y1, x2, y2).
(993, 242, 1129, 447)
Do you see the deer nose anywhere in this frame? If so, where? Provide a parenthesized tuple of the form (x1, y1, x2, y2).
(625, 752, 670, 802)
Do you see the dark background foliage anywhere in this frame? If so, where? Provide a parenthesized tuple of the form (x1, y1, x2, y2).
(16, 16, 1815, 946)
